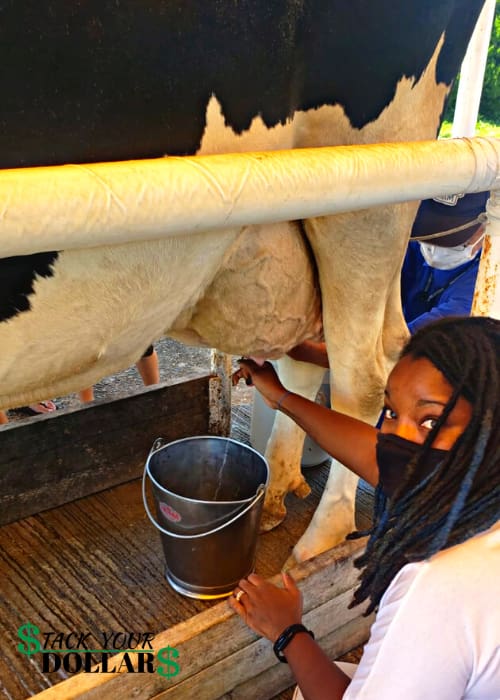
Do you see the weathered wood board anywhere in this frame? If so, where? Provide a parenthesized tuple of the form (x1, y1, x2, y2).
(0, 374, 219, 525)
(0, 381, 373, 700)
(19, 540, 372, 700)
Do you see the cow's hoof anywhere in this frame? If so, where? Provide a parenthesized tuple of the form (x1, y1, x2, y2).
(259, 507, 286, 532)
(292, 530, 344, 565)
(293, 481, 311, 499)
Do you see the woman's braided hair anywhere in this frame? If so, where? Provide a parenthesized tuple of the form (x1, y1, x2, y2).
(349, 316, 500, 615)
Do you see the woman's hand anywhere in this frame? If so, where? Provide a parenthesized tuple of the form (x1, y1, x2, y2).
(229, 572, 303, 641)
(232, 359, 288, 409)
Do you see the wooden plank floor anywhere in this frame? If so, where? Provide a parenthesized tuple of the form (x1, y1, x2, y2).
(0, 402, 372, 700)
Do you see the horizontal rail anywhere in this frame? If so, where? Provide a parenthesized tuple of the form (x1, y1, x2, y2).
(0, 137, 499, 257)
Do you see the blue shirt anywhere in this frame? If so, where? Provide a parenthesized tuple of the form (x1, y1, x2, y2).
(401, 241, 480, 334)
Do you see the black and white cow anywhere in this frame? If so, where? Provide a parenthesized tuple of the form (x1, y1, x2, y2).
(0, 1, 485, 561)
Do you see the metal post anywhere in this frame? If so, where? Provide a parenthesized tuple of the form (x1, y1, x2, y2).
(472, 189, 500, 319)
(452, 0, 496, 137)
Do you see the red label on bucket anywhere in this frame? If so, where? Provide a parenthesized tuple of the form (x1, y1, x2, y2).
(159, 502, 182, 523)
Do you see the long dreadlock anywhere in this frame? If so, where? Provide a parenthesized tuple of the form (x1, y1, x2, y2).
(348, 316, 500, 615)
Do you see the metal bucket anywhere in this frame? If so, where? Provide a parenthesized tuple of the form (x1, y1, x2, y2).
(143, 436, 269, 599)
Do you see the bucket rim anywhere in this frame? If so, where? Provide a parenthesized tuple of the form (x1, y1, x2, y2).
(146, 434, 269, 506)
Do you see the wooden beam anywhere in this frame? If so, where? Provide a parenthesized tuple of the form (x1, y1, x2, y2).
(0, 375, 215, 525)
(209, 351, 232, 436)
(27, 538, 371, 700)
(217, 617, 368, 700)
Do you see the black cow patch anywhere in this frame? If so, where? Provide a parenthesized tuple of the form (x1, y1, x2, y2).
(0, 1, 485, 320)
(0, 253, 58, 322)
(0, 0, 485, 168)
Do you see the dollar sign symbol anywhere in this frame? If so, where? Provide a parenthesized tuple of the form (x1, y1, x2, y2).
(156, 645, 180, 678)
(17, 623, 41, 656)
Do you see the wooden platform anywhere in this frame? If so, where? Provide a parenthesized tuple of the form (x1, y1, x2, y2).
(0, 378, 373, 700)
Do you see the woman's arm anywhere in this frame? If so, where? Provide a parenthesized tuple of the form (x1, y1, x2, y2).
(277, 392, 378, 487)
(229, 572, 351, 700)
(233, 360, 379, 487)
(287, 340, 330, 368)
(284, 633, 352, 699)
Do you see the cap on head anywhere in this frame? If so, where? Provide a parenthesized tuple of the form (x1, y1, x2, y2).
(410, 191, 489, 247)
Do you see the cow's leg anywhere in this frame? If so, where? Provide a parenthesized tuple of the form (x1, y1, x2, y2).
(289, 357, 383, 563)
(260, 355, 326, 531)
(290, 457, 358, 563)
(288, 206, 411, 563)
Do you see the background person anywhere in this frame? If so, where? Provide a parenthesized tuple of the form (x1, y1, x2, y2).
(0, 345, 160, 422)
(79, 345, 159, 402)
(231, 317, 500, 700)
(402, 190, 489, 333)
(0, 399, 56, 423)
(0, 399, 57, 423)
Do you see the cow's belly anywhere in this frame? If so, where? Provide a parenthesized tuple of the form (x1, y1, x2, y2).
(0, 222, 321, 409)
(0, 230, 236, 408)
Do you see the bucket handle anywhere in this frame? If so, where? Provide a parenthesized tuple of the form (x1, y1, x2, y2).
(142, 467, 266, 540)
(149, 437, 167, 457)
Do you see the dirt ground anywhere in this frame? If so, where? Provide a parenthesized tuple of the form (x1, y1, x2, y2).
(6, 337, 254, 421)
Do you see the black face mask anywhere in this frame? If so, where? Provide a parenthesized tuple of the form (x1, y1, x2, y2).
(376, 433, 449, 499)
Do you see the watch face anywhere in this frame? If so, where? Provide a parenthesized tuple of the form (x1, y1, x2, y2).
(273, 624, 314, 662)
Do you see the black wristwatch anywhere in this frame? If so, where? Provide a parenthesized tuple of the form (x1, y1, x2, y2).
(273, 623, 315, 663)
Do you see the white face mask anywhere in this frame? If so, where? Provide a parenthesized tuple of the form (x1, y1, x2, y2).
(419, 234, 484, 270)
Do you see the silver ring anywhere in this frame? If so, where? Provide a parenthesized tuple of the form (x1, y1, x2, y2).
(235, 590, 245, 603)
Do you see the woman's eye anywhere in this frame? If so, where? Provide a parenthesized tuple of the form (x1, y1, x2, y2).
(421, 417, 438, 430)
(383, 407, 397, 420)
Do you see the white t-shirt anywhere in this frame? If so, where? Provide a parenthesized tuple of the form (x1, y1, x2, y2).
(343, 521, 500, 700)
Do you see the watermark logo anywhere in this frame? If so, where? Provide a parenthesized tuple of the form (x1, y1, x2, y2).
(17, 623, 180, 677)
